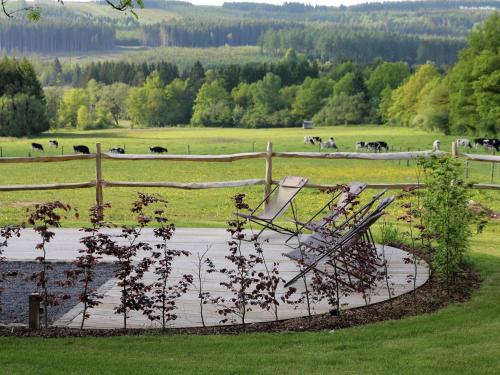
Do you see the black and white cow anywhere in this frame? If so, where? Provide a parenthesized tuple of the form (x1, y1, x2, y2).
(493, 139, 500, 151)
(304, 136, 322, 145)
(149, 146, 168, 153)
(31, 143, 44, 152)
(485, 138, 500, 151)
(357, 141, 388, 152)
(474, 138, 500, 151)
(109, 147, 125, 154)
(320, 137, 338, 150)
(49, 140, 59, 148)
(73, 145, 90, 154)
(474, 138, 487, 149)
(375, 141, 389, 152)
(355, 141, 367, 151)
(456, 138, 472, 148)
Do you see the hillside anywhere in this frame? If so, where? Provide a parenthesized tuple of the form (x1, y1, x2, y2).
(0, 1, 497, 66)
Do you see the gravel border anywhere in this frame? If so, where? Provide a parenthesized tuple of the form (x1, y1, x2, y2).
(0, 261, 116, 325)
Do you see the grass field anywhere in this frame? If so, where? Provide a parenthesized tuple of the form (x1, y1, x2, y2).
(30, 45, 277, 70)
(0, 126, 498, 227)
(0, 223, 498, 374)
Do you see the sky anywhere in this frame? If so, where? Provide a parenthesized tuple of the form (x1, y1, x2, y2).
(187, 1, 404, 5)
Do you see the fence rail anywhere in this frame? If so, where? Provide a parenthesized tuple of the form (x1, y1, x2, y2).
(0, 142, 498, 206)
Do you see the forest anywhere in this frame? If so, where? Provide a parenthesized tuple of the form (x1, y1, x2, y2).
(0, 0, 496, 66)
(0, 3, 498, 137)
(0, 11, 495, 137)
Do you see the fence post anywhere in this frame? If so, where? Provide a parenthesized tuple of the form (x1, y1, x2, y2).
(28, 293, 41, 330)
(264, 141, 273, 207)
(491, 152, 496, 183)
(95, 143, 103, 207)
(451, 141, 458, 157)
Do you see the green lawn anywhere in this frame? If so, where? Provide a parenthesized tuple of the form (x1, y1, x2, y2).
(0, 126, 498, 227)
(0, 222, 498, 374)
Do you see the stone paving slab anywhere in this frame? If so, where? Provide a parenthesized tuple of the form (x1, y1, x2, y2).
(4, 228, 429, 329)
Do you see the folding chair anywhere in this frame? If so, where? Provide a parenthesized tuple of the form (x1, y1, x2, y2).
(284, 182, 367, 246)
(236, 176, 308, 239)
(284, 196, 395, 287)
(286, 188, 387, 248)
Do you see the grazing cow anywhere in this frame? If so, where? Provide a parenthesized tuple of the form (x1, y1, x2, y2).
(432, 140, 441, 152)
(474, 138, 487, 149)
(474, 138, 500, 151)
(493, 139, 500, 151)
(49, 140, 59, 148)
(456, 138, 472, 148)
(320, 137, 338, 150)
(149, 146, 168, 154)
(304, 136, 322, 145)
(375, 141, 389, 152)
(484, 138, 500, 151)
(363, 141, 389, 152)
(31, 143, 44, 152)
(73, 145, 90, 154)
(355, 141, 367, 151)
(109, 147, 125, 154)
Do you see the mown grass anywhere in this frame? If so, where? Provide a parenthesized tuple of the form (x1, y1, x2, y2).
(0, 222, 498, 374)
(0, 126, 498, 227)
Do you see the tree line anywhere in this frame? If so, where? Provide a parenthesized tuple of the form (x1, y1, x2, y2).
(0, 21, 115, 54)
(258, 28, 466, 66)
(38, 54, 316, 89)
(2, 13, 498, 137)
(1, 0, 491, 60)
(140, 20, 292, 48)
(384, 13, 500, 136)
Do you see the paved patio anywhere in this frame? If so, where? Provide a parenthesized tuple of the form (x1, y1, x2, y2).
(3, 228, 429, 329)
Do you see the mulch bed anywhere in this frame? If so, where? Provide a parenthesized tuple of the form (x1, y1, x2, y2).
(0, 261, 116, 325)
(0, 250, 480, 338)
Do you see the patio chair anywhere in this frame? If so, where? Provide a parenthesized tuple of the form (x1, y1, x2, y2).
(286, 188, 388, 248)
(236, 175, 309, 239)
(284, 195, 394, 287)
(284, 182, 367, 245)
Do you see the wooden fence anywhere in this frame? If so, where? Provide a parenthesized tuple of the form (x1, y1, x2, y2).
(0, 142, 498, 207)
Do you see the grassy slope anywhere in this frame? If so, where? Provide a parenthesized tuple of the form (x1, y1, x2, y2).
(0, 126, 498, 227)
(0, 222, 498, 374)
(43, 46, 276, 68)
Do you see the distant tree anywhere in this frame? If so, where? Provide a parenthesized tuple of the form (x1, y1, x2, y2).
(366, 61, 410, 98)
(77, 105, 91, 130)
(313, 92, 368, 125)
(164, 79, 193, 125)
(0, 57, 48, 136)
(44, 87, 63, 129)
(191, 80, 233, 127)
(333, 71, 367, 97)
(413, 78, 450, 133)
(127, 71, 168, 127)
(0, 93, 49, 137)
(448, 13, 500, 135)
(58, 88, 89, 128)
(292, 76, 334, 120)
(100, 83, 130, 126)
(387, 63, 440, 126)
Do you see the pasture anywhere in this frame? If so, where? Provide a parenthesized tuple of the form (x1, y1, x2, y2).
(0, 125, 498, 227)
